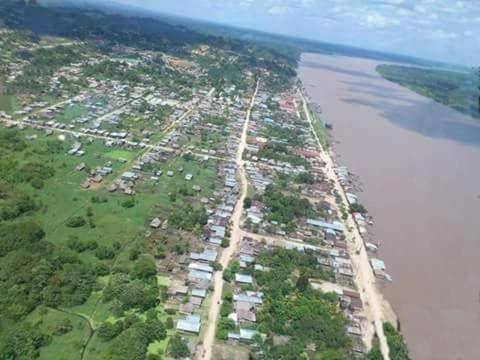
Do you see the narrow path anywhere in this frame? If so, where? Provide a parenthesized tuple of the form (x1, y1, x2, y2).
(299, 90, 391, 359)
(198, 80, 259, 360)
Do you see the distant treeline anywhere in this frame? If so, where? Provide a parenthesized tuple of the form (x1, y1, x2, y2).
(377, 64, 480, 120)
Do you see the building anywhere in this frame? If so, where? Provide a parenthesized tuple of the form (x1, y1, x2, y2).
(235, 274, 253, 285)
(121, 171, 136, 182)
(150, 217, 162, 229)
(176, 315, 201, 334)
(306, 218, 344, 233)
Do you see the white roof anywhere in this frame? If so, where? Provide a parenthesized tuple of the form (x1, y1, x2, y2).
(235, 274, 253, 284)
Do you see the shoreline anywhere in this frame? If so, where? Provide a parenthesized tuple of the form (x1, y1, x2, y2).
(298, 52, 480, 359)
(299, 88, 397, 358)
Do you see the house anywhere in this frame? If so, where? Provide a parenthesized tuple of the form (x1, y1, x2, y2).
(185, 173, 193, 181)
(306, 219, 344, 233)
(189, 269, 212, 281)
(228, 328, 258, 342)
(75, 162, 86, 171)
(188, 262, 213, 273)
(211, 225, 226, 239)
(233, 293, 263, 305)
(169, 285, 188, 297)
(107, 184, 117, 192)
(176, 315, 201, 334)
(190, 249, 218, 262)
(191, 288, 207, 299)
(121, 171, 136, 182)
(80, 179, 91, 189)
(240, 254, 255, 264)
(235, 274, 253, 285)
(91, 174, 103, 183)
(235, 301, 256, 322)
(150, 217, 162, 229)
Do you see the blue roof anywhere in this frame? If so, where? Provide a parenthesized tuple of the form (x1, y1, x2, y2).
(189, 269, 212, 281)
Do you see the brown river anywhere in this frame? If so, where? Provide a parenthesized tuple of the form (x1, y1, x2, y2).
(299, 53, 480, 360)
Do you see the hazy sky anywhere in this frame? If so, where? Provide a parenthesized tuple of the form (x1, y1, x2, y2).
(77, 0, 480, 66)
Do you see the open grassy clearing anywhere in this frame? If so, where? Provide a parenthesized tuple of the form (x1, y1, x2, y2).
(0, 127, 220, 358)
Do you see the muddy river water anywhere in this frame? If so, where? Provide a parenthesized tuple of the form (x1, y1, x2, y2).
(299, 53, 480, 360)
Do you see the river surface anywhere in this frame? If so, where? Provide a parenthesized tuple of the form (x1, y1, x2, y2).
(299, 53, 480, 360)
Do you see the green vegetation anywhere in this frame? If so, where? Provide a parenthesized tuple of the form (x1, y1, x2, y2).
(168, 335, 190, 359)
(254, 248, 349, 359)
(368, 322, 410, 360)
(7, 45, 91, 97)
(0, 127, 212, 358)
(259, 185, 316, 231)
(377, 64, 479, 120)
(105, 150, 137, 161)
(261, 124, 304, 147)
(257, 142, 310, 168)
(307, 105, 330, 149)
(350, 202, 367, 214)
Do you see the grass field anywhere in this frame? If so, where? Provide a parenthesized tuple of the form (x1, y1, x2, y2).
(105, 149, 137, 161)
(26, 308, 90, 360)
(0, 126, 221, 358)
(56, 104, 87, 124)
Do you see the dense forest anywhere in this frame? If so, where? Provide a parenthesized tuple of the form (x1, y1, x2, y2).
(377, 64, 479, 120)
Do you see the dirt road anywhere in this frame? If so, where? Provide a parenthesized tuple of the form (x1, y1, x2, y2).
(199, 80, 259, 360)
(299, 90, 392, 359)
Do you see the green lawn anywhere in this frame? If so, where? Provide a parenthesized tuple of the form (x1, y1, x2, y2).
(25, 308, 90, 360)
(105, 149, 137, 161)
(56, 104, 87, 124)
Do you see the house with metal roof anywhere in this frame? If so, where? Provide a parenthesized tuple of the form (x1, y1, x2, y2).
(235, 273, 253, 284)
(176, 315, 201, 334)
(228, 328, 258, 342)
(188, 262, 213, 273)
(306, 218, 344, 232)
(190, 249, 217, 262)
(191, 288, 207, 298)
(189, 269, 212, 281)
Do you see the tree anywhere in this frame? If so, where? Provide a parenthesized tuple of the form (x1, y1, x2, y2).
(243, 197, 252, 208)
(145, 311, 166, 342)
(384, 322, 410, 360)
(0, 322, 51, 359)
(350, 202, 367, 214)
(168, 335, 190, 359)
(367, 344, 382, 360)
(121, 198, 136, 208)
(54, 318, 73, 336)
(95, 245, 115, 260)
(97, 320, 124, 341)
(296, 273, 310, 293)
(66, 216, 86, 228)
(134, 255, 157, 279)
